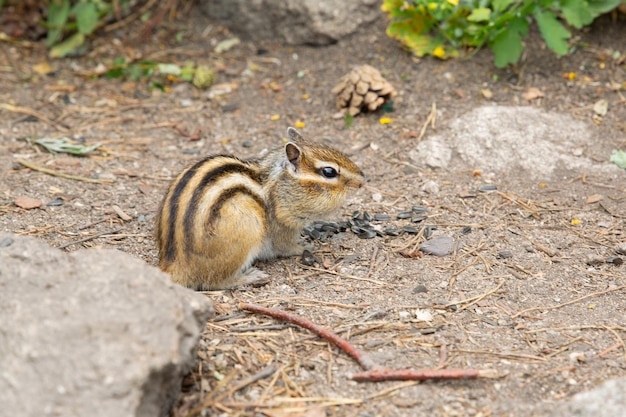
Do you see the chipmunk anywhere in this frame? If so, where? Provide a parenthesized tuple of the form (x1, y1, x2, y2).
(156, 127, 365, 290)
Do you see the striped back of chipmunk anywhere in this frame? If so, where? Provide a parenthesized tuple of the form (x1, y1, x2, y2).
(156, 155, 266, 270)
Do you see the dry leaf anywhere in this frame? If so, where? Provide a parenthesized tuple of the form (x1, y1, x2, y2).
(593, 99, 608, 116)
(15, 196, 43, 210)
(523, 87, 544, 101)
(33, 61, 53, 75)
(481, 89, 493, 99)
(585, 194, 603, 204)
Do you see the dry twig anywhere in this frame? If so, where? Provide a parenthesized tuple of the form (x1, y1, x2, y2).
(239, 302, 376, 371)
(352, 368, 498, 382)
(512, 285, 626, 319)
(17, 159, 114, 184)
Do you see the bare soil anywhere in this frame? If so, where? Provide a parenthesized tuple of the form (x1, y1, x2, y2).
(1, 10, 625, 417)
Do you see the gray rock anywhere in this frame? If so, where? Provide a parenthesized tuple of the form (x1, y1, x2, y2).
(410, 106, 624, 180)
(419, 235, 457, 257)
(549, 377, 626, 417)
(199, 0, 381, 45)
(0, 233, 214, 417)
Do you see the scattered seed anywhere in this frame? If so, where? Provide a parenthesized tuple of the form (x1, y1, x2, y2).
(356, 228, 377, 239)
(606, 257, 623, 266)
(373, 213, 391, 221)
(412, 205, 428, 213)
(402, 226, 420, 234)
(397, 211, 412, 219)
(47, 198, 64, 207)
(384, 227, 401, 236)
(300, 249, 318, 266)
(479, 185, 498, 192)
(362, 211, 372, 222)
(460, 226, 472, 235)
(411, 216, 427, 223)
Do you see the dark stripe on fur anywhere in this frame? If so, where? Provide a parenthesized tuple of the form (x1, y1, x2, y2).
(183, 162, 263, 253)
(161, 157, 213, 265)
(206, 185, 266, 232)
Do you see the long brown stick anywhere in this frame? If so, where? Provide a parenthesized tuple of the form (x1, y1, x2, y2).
(238, 302, 376, 370)
(352, 368, 498, 382)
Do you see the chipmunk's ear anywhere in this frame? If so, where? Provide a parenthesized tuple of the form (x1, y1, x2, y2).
(285, 142, 302, 168)
(287, 127, 304, 143)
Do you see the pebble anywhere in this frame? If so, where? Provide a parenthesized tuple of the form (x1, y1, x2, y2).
(413, 284, 428, 294)
(497, 250, 513, 259)
(419, 236, 456, 257)
(479, 185, 498, 192)
(421, 180, 440, 195)
(616, 243, 626, 256)
(371, 192, 383, 202)
(0, 237, 14, 248)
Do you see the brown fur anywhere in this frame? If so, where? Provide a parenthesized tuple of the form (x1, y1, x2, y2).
(155, 128, 364, 290)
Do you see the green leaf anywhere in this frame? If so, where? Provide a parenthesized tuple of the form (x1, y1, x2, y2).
(344, 113, 354, 129)
(492, 0, 515, 13)
(488, 17, 528, 68)
(47, 0, 71, 46)
(467, 8, 491, 22)
(35, 137, 101, 155)
(534, 9, 570, 56)
(158, 63, 182, 76)
(49, 32, 85, 58)
(610, 149, 626, 169)
(586, 0, 623, 15)
(73, 1, 99, 35)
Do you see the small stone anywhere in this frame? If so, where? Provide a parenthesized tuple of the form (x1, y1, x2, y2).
(616, 243, 626, 256)
(413, 284, 428, 294)
(421, 180, 440, 195)
(420, 236, 456, 257)
(371, 192, 383, 202)
(0, 237, 14, 248)
(497, 250, 513, 259)
(242, 140, 253, 148)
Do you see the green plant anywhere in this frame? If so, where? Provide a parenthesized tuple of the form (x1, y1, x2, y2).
(43, 0, 131, 57)
(381, 0, 622, 67)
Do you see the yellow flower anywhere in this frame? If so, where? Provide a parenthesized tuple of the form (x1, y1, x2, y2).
(301, 93, 309, 100)
(432, 46, 446, 59)
(294, 121, 305, 128)
(568, 72, 577, 81)
(571, 219, 581, 225)
(270, 114, 280, 121)
(428, 2, 437, 10)
(379, 117, 394, 125)
(447, 0, 459, 5)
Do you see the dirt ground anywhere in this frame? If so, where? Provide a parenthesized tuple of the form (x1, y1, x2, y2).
(1, 8, 625, 417)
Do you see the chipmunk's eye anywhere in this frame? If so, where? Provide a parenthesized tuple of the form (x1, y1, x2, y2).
(319, 167, 338, 178)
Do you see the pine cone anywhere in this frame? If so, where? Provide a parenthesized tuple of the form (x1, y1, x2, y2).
(332, 65, 396, 116)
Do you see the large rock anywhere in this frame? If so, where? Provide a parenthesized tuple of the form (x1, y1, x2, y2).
(0, 233, 214, 417)
(548, 378, 626, 417)
(410, 106, 624, 180)
(199, 0, 381, 45)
